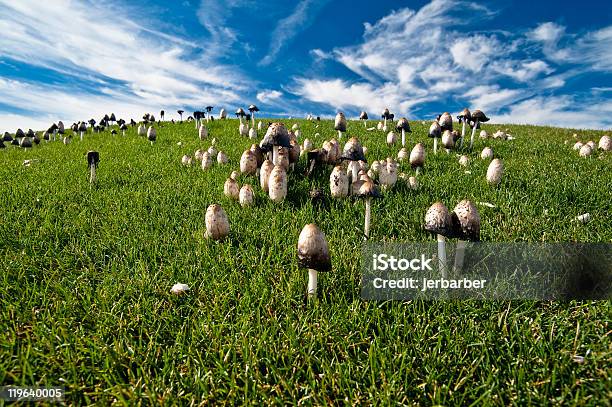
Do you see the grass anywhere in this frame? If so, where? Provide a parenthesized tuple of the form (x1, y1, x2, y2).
(0, 118, 610, 405)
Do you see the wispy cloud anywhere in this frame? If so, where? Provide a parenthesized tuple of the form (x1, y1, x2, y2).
(259, 0, 329, 66)
(256, 89, 283, 103)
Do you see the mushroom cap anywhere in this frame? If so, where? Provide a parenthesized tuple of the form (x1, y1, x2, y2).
(360, 111, 369, 120)
(78, 122, 87, 131)
(457, 108, 471, 121)
(297, 224, 332, 271)
(3, 132, 13, 142)
(428, 121, 442, 138)
(486, 158, 504, 185)
(355, 179, 381, 199)
(86, 150, 100, 166)
(334, 112, 347, 132)
(409, 143, 426, 168)
(239, 184, 254, 207)
(248, 104, 259, 112)
(381, 108, 391, 119)
(16, 128, 25, 138)
(442, 130, 455, 148)
(471, 110, 490, 122)
(235, 107, 246, 116)
(424, 202, 455, 237)
(451, 200, 480, 241)
(120, 123, 128, 130)
(147, 126, 156, 141)
(205, 204, 230, 240)
(250, 144, 265, 166)
(260, 122, 292, 151)
(599, 135, 611, 151)
(396, 117, 412, 132)
(438, 112, 453, 131)
(340, 137, 366, 162)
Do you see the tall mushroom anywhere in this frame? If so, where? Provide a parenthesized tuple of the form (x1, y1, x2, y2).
(456, 108, 471, 149)
(340, 137, 366, 183)
(451, 200, 480, 273)
(177, 110, 184, 122)
(86, 150, 100, 184)
(469, 110, 490, 149)
(248, 105, 259, 128)
(268, 165, 287, 202)
(396, 118, 412, 147)
(424, 202, 455, 277)
(120, 123, 128, 136)
(199, 124, 208, 140)
(297, 224, 332, 298)
(428, 121, 442, 154)
(334, 112, 347, 139)
(359, 111, 369, 128)
(260, 122, 291, 166)
(147, 126, 156, 145)
(355, 178, 381, 238)
(381, 108, 391, 129)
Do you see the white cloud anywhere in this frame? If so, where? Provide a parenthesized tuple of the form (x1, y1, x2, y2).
(530, 22, 565, 43)
(256, 90, 283, 103)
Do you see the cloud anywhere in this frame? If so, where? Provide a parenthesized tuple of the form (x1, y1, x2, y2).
(530, 22, 565, 43)
(259, 0, 329, 66)
(256, 90, 283, 103)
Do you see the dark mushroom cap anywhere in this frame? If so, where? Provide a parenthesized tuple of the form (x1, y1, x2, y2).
(396, 117, 412, 132)
(19, 136, 32, 148)
(205, 106, 213, 112)
(381, 108, 391, 120)
(27, 129, 35, 137)
(86, 150, 100, 167)
(16, 128, 25, 138)
(451, 200, 480, 241)
(88, 119, 96, 125)
(248, 104, 259, 112)
(355, 179, 381, 199)
(297, 224, 332, 271)
(360, 111, 368, 120)
(109, 113, 116, 121)
(177, 109, 184, 114)
(111, 129, 118, 135)
(260, 122, 292, 151)
(340, 137, 366, 162)
(235, 108, 246, 117)
(471, 110, 489, 122)
(334, 112, 347, 132)
(428, 121, 442, 138)
(424, 202, 455, 237)
(78, 122, 87, 132)
(120, 123, 128, 130)
(457, 108, 471, 121)
(438, 112, 453, 132)
(3, 132, 12, 142)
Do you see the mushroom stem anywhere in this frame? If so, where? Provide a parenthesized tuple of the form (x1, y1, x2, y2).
(89, 164, 96, 184)
(272, 146, 279, 166)
(363, 121, 367, 128)
(383, 118, 387, 128)
(307, 268, 318, 298)
(469, 120, 479, 149)
(351, 164, 359, 184)
(195, 118, 198, 129)
(338, 130, 343, 140)
(150, 140, 154, 146)
(401, 129, 406, 147)
(437, 234, 447, 278)
(251, 114, 255, 128)
(364, 198, 372, 238)
(459, 119, 466, 149)
(80, 131, 84, 142)
(433, 137, 438, 154)
(453, 240, 466, 273)
(122, 130, 126, 137)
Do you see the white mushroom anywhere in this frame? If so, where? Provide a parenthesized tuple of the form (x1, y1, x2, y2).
(201, 152, 214, 170)
(386, 131, 397, 145)
(268, 165, 287, 202)
(239, 184, 254, 207)
(170, 283, 190, 295)
(248, 127, 257, 139)
(397, 148, 409, 161)
(573, 141, 584, 151)
(486, 158, 504, 185)
(181, 155, 193, 166)
(480, 147, 493, 160)
(598, 135, 611, 151)
(330, 165, 349, 198)
(199, 124, 208, 140)
(260, 160, 274, 192)
(579, 144, 593, 157)
(240, 149, 258, 175)
(297, 224, 332, 298)
(217, 151, 229, 164)
(224, 177, 239, 199)
(205, 204, 230, 241)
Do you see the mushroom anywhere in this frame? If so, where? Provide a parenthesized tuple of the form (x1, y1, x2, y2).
(79, 122, 87, 141)
(409, 143, 426, 173)
(456, 108, 471, 148)
(201, 152, 214, 170)
(297, 223, 332, 298)
(381, 108, 392, 128)
(120, 123, 128, 136)
(199, 124, 208, 140)
(205, 106, 214, 121)
(274, 147, 290, 170)
(424, 202, 454, 276)
(469, 110, 490, 149)
(386, 131, 397, 145)
(480, 147, 493, 160)
(248, 127, 257, 139)
(451, 200, 480, 273)
(303, 138, 313, 152)
(181, 154, 193, 166)
(428, 121, 442, 154)
(268, 165, 287, 202)
(257, 121, 263, 131)
(377, 121, 384, 131)
(573, 141, 584, 151)
(260, 122, 291, 165)
(397, 148, 409, 161)
(239, 149, 258, 175)
(396, 118, 412, 147)
(248, 105, 259, 127)
(355, 178, 381, 238)
(250, 144, 265, 168)
(379, 157, 398, 188)
(458, 155, 469, 166)
(579, 144, 593, 157)
(334, 112, 347, 139)
(170, 283, 190, 295)
(330, 165, 349, 198)
(177, 110, 184, 122)
(217, 151, 229, 164)
(147, 126, 156, 145)
(359, 111, 369, 127)
(479, 130, 489, 139)
(86, 151, 100, 184)
(205, 204, 230, 241)
(441, 130, 455, 152)
(219, 108, 227, 119)
(260, 160, 274, 192)
(239, 184, 254, 207)
(438, 112, 453, 132)
(340, 137, 366, 183)
(224, 175, 239, 199)
(486, 158, 503, 185)
(598, 135, 611, 151)
(138, 124, 146, 136)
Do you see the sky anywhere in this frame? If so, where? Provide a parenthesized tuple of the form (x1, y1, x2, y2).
(0, 0, 611, 132)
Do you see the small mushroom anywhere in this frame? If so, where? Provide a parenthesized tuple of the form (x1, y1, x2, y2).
(329, 165, 349, 198)
(239, 184, 254, 207)
(458, 155, 469, 166)
(409, 143, 426, 172)
(395, 117, 412, 147)
(428, 121, 442, 154)
(182, 154, 193, 166)
(205, 204, 230, 241)
(397, 148, 409, 161)
(479, 130, 489, 139)
(217, 151, 228, 164)
(486, 158, 504, 185)
(355, 179, 381, 238)
(260, 160, 274, 192)
(303, 138, 313, 152)
(170, 283, 190, 295)
(297, 224, 332, 298)
(201, 152, 214, 169)
(451, 200, 480, 273)
(424, 202, 454, 276)
(359, 111, 369, 127)
(240, 149, 258, 175)
(224, 177, 239, 199)
(579, 144, 593, 157)
(248, 127, 257, 139)
(386, 131, 397, 145)
(481, 147, 493, 160)
(456, 108, 471, 148)
(334, 112, 347, 139)
(598, 135, 611, 151)
(199, 124, 208, 140)
(86, 151, 100, 184)
(138, 124, 146, 136)
(469, 110, 490, 149)
(573, 141, 584, 151)
(147, 126, 156, 145)
(248, 104, 259, 127)
(268, 165, 287, 202)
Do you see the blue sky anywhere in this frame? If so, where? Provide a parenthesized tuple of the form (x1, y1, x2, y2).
(0, 0, 611, 132)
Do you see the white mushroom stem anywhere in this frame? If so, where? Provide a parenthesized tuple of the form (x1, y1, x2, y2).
(437, 234, 447, 279)
(469, 120, 479, 149)
(307, 269, 318, 298)
(338, 130, 343, 139)
(433, 137, 438, 154)
(80, 131, 84, 141)
(459, 118, 466, 149)
(122, 130, 126, 137)
(195, 118, 198, 129)
(272, 146, 279, 166)
(89, 164, 96, 184)
(384, 118, 387, 127)
(453, 240, 466, 273)
(364, 198, 372, 238)
(251, 114, 255, 128)
(363, 121, 367, 128)
(150, 140, 154, 146)
(401, 129, 406, 147)
(351, 164, 359, 184)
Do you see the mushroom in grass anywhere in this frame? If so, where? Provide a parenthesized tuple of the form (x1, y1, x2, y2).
(147, 126, 156, 145)
(330, 165, 349, 198)
(441, 130, 455, 152)
(428, 121, 442, 154)
(451, 200, 480, 273)
(378, 157, 398, 189)
(381, 108, 392, 128)
(119, 123, 128, 136)
(86, 150, 100, 183)
(480, 147, 493, 160)
(340, 137, 366, 183)
(438, 112, 453, 132)
(355, 179, 381, 238)
(297, 224, 332, 298)
(573, 141, 583, 151)
(257, 121, 263, 131)
(138, 124, 146, 136)
(410, 143, 426, 173)
(386, 131, 397, 145)
(248, 104, 259, 127)
(224, 175, 240, 199)
(248, 127, 257, 139)
(334, 112, 347, 139)
(239, 184, 254, 207)
(217, 151, 228, 164)
(397, 148, 408, 161)
(260, 122, 291, 165)
(579, 144, 593, 157)
(177, 110, 184, 122)
(456, 108, 471, 148)
(598, 135, 611, 151)
(486, 158, 503, 185)
(199, 124, 208, 140)
(424, 202, 455, 276)
(469, 110, 490, 149)
(201, 152, 214, 170)
(260, 160, 274, 192)
(586, 140, 596, 149)
(219, 108, 227, 119)
(239, 149, 258, 175)
(303, 138, 313, 153)
(79, 122, 87, 141)
(288, 138, 300, 171)
(250, 144, 265, 168)
(377, 121, 384, 131)
(268, 165, 287, 202)
(170, 283, 190, 295)
(396, 118, 412, 147)
(205, 204, 230, 241)
(360, 111, 369, 127)
(459, 155, 469, 166)
(182, 154, 193, 166)
(274, 147, 290, 170)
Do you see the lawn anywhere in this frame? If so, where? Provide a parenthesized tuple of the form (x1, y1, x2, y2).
(1, 118, 610, 405)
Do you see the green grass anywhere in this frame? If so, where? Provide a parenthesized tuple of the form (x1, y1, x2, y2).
(0, 119, 610, 405)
